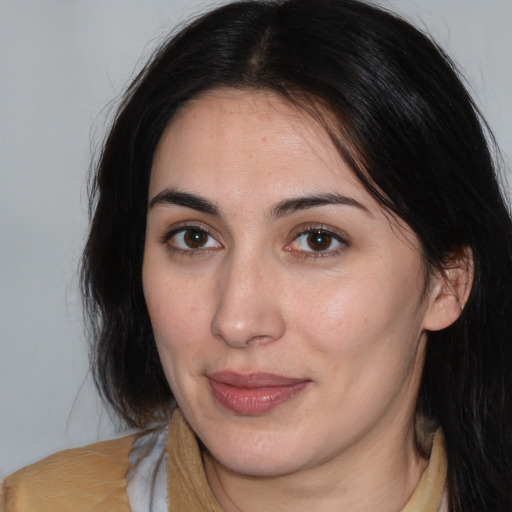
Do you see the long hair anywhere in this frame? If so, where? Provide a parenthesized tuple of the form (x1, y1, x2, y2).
(82, 1, 512, 509)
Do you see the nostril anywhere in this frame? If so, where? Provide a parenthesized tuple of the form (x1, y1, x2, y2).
(245, 335, 278, 347)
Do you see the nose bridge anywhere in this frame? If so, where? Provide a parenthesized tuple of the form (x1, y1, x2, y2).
(211, 247, 285, 347)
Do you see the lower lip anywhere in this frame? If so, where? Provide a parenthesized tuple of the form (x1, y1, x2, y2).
(208, 379, 310, 415)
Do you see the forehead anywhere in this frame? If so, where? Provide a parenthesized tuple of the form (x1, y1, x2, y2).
(150, 88, 370, 208)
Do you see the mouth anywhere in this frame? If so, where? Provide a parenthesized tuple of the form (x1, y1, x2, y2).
(207, 371, 311, 415)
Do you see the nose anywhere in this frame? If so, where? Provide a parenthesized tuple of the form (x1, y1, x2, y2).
(210, 253, 286, 348)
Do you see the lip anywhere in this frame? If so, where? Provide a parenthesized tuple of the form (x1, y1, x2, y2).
(207, 371, 311, 415)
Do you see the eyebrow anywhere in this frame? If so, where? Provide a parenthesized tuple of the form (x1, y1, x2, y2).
(149, 189, 220, 216)
(270, 193, 372, 220)
(149, 188, 371, 219)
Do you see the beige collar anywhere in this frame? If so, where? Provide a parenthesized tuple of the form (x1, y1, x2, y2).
(167, 410, 447, 512)
(401, 430, 448, 512)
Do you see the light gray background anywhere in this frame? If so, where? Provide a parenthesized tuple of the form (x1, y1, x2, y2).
(1, 0, 511, 477)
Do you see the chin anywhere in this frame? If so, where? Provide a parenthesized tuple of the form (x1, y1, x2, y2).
(202, 428, 311, 478)
(211, 452, 306, 478)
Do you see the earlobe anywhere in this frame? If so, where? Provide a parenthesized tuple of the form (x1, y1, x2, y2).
(422, 247, 474, 332)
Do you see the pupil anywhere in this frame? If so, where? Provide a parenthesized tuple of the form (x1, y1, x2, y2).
(184, 229, 206, 248)
(307, 231, 331, 251)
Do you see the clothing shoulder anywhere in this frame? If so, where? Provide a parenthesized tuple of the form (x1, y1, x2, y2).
(1, 433, 139, 512)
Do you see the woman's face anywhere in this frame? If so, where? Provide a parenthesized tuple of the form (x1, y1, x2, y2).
(143, 89, 445, 478)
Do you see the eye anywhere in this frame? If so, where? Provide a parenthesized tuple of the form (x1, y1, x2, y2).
(165, 227, 221, 251)
(288, 229, 346, 255)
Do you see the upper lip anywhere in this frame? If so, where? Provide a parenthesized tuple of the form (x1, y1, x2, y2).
(207, 371, 310, 388)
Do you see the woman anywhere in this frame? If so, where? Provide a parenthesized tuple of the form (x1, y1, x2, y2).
(2, 0, 511, 510)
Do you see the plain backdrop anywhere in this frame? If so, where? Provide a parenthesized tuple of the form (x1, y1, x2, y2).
(1, 0, 511, 477)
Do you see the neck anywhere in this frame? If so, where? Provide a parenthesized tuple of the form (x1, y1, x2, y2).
(203, 422, 428, 512)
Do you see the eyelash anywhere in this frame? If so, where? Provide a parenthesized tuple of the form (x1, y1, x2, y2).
(160, 224, 348, 259)
(285, 224, 349, 259)
(161, 224, 222, 256)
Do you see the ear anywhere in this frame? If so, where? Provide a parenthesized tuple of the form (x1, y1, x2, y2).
(422, 247, 474, 332)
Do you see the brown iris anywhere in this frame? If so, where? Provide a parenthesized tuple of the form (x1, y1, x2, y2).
(307, 231, 333, 251)
(183, 229, 208, 249)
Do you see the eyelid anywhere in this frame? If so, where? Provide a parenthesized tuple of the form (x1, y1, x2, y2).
(160, 222, 223, 252)
(285, 224, 349, 257)
(158, 221, 348, 258)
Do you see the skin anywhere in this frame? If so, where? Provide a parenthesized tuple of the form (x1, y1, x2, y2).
(142, 88, 464, 512)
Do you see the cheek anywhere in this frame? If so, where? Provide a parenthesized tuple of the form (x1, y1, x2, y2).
(142, 260, 212, 374)
(288, 258, 427, 371)
(143, 254, 206, 331)
(292, 276, 426, 424)
(143, 268, 214, 409)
